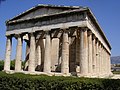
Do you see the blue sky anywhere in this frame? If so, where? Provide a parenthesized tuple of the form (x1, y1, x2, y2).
(0, 0, 120, 60)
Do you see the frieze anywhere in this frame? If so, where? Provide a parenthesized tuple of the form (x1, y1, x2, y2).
(7, 13, 85, 31)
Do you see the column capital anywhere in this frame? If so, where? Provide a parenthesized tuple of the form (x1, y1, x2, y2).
(44, 31, 51, 35)
(88, 30, 92, 36)
(5, 36, 12, 44)
(92, 34, 96, 40)
(29, 33, 36, 40)
(29, 32, 35, 36)
(95, 38, 99, 43)
(101, 43, 104, 48)
(61, 28, 69, 33)
(15, 34, 22, 38)
(81, 27, 88, 32)
(6, 34, 12, 38)
(98, 41, 101, 46)
(77, 27, 88, 30)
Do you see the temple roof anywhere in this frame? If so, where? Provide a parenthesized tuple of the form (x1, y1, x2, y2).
(6, 8, 87, 24)
(6, 4, 81, 22)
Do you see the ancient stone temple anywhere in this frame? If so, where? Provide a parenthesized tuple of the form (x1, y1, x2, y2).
(4, 4, 112, 77)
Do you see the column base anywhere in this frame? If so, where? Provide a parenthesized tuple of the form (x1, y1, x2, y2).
(3, 70, 15, 74)
(2, 70, 114, 78)
(77, 73, 91, 77)
(76, 72, 113, 78)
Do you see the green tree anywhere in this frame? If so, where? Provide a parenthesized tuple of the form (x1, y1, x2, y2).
(0, 60, 25, 71)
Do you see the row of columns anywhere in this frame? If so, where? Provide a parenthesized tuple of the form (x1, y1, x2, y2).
(4, 28, 111, 76)
(3, 31, 69, 74)
(78, 28, 111, 76)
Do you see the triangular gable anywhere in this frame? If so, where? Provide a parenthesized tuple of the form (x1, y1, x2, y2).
(8, 4, 80, 22)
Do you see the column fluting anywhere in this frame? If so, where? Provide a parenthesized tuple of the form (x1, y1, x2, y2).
(43, 31, 51, 73)
(79, 28, 88, 75)
(15, 35, 23, 71)
(4, 36, 12, 71)
(61, 30, 69, 74)
(28, 33, 36, 72)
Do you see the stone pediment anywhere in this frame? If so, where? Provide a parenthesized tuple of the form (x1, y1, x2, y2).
(8, 4, 80, 22)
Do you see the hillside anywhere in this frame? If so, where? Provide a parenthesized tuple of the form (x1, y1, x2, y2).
(111, 56, 120, 64)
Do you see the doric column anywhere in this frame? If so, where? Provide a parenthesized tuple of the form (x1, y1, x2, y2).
(103, 47, 106, 74)
(99, 44, 102, 74)
(105, 50, 108, 74)
(108, 53, 112, 74)
(28, 33, 36, 72)
(61, 30, 69, 74)
(15, 35, 23, 72)
(88, 31, 93, 74)
(101, 45, 104, 74)
(92, 35, 96, 74)
(4, 36, 12, 71)
(106, 52, 109, 74)
(106, 50, 108, 74)
(79, 28, 88, 75)
(96, 39, 99, 75)
(43, 31, 51, 73)
(105, 50, 107, 74)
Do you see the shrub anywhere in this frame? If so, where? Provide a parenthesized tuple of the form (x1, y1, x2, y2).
(0, 72, 120, 89)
